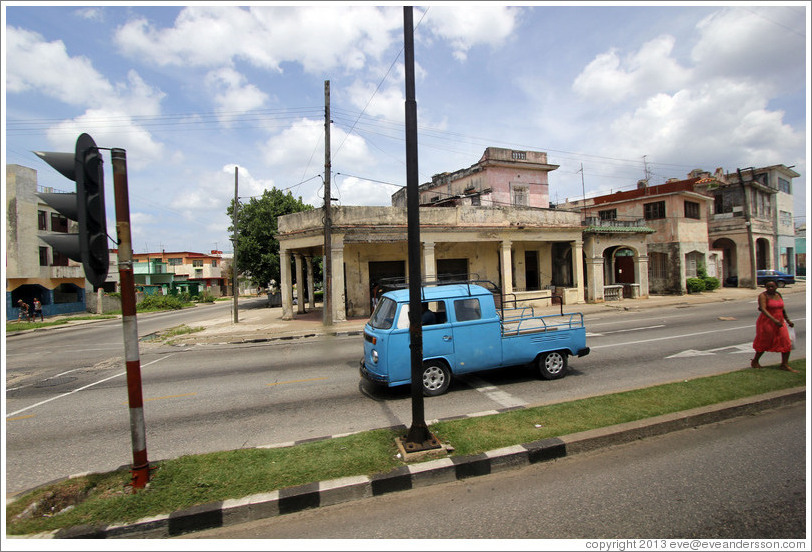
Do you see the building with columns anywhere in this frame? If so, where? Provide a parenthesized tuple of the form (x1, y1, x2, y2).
(276, 205, 590, 321)
(276, 147, 657, 321)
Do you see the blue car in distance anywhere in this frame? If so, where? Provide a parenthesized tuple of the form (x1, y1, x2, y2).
(757, 269, 795, 287)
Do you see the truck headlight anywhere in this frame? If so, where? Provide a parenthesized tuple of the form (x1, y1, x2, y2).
(372, 350, 378, 363)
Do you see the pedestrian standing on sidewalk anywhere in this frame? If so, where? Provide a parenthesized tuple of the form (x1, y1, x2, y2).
(33, 298, 44, 321)
(16, 299, 30, 322)
(751, 279, 796, 372)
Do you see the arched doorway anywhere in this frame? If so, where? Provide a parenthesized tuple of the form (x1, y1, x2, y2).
(614, 248, 635, 284)
(713, 238, 738, 286)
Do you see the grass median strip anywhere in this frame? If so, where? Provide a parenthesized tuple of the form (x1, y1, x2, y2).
(5, 360, 805, 536)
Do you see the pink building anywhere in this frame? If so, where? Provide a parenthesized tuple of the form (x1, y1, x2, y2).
(391, 147, 558, 208)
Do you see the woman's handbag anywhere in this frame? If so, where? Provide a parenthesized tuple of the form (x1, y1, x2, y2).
(788, 325, 796, 350)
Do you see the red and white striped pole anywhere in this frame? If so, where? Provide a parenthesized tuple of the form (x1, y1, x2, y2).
(111, 148, 150, 489)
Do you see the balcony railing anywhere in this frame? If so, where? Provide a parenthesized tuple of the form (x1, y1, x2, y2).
(582, 216, 649, 228)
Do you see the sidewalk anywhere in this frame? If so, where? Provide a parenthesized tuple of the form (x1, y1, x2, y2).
(169, 282, 806, 346)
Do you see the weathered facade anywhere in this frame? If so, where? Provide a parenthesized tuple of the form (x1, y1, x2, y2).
(392, 147, 557, 209)
(6, 164, 87, 320)
(694, 165, 800, 288)
(277, 205, 591, 321)
(569, 177, 718, 295)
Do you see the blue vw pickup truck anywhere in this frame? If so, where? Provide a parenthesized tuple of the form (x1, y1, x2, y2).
(360, 283, 590, 396)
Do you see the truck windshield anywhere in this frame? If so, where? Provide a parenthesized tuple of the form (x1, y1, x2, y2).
(369, 297, 397, 329)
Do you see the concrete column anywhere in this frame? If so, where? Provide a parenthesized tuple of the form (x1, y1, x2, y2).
(331, 238, 346, 322)
(294, 253, 305, 314)
(306, 257, 315, 310)
(586, 257, 605, 303)
(423, 241, 436, 282)
(635, 254, 650, 298)
(280, 248, 293, 320)
(500, 240, 513, 294)
(572, 240, 585, 304)
(514, 243, 527, 292)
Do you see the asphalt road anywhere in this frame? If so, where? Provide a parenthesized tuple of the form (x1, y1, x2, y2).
(4, 295, 807, 496)
(5, 298, 254, 389)
(184, 403, 807, 540)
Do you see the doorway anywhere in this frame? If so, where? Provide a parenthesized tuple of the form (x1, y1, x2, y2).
(525, 250, 539, 291)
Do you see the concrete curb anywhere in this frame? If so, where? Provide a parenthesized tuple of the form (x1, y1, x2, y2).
(17, 386, 803, 540)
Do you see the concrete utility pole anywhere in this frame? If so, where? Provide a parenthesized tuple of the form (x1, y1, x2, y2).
(323, 80, 333, 326)
(402, 6, 440, 453)
(738, 168, 758, 289)
(233, 166, 239, 323)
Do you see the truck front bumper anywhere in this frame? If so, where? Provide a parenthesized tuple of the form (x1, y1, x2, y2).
(360, 359, 389, 385)
(577, 347, 590, 357)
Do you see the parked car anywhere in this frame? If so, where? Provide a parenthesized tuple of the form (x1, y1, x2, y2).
(756, 269, 795, 287)
(360, 283, 590, 396)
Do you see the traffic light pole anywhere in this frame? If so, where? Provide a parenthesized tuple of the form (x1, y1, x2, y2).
(111, 148, 151, 489)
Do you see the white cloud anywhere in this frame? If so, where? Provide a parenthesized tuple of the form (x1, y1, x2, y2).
(421, 6, 521, 61)
(114, 6, 402, 73)
(333, 176, 398, 207)
(572, 35, 691, 103)
(606, 78, 804, 170)
(261, 118, 373, 177)
(74, 7, 104, 21)
(692, 7, 806, 87)
(167, 164, 273, 222)
(45, 109, 164, 170)
(5, 26, 166, 159)
(346, 79, 405, 123)
(5, 27, 114, 105)
(130, 212, 158, 226)
(205, 68, 268, 118)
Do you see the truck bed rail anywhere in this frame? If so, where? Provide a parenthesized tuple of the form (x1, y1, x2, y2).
(500, 312, 585, 337)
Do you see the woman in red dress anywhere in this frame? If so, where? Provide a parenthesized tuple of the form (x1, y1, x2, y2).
(751, 279, 796, 372)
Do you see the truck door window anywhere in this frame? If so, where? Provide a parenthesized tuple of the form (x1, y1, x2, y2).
(369, 297, 397, 329)
(395, 300, 446, 329)
(454, 298, 481, 321)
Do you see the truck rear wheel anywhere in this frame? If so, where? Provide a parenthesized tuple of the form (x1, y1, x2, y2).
(538, 351, 568, 380)
(422, 361, 451, 396)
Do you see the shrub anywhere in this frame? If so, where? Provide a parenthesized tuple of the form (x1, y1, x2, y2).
(702, 276, 720, 291)
(197, 291, 215, 303)
(686, 278, 706, 293)
(138, 294, 185, 311)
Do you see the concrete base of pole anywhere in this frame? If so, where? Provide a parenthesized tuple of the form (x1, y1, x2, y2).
(395, 435, 448, 461)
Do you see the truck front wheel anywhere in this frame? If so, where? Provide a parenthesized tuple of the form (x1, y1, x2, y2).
(538, 351, 568, 380)
(422, 361, 451, 396)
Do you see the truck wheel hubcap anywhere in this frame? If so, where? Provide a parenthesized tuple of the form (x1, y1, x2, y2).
(545, 354, 563, 374)
(424, 366, 445, 390)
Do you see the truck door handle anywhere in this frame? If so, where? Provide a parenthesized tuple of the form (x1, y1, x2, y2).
(443, 335, 452, 341)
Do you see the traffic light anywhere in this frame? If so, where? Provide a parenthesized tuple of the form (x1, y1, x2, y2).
(35, 133, 109, 288)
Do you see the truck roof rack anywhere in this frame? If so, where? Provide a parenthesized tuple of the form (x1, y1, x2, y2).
(373, 273, 564, 316)
(375, 274, 501, 298)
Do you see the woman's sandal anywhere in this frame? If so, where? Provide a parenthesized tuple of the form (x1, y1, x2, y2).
(780, 364, 798, 373)
(750, 359, 762, 369)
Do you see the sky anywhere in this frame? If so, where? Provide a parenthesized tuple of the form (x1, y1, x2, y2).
(3, 2, 809, 256)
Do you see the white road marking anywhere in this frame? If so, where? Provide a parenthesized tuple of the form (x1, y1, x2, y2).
(465, 375, 528, 409)
(590, 325, 753, 349)
(6, 355, 173, 418)
(593, 317, 804, 352)
(600, 324, 666, 335)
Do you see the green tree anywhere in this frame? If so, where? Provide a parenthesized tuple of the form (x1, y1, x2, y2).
(227, 189, 313, 288)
